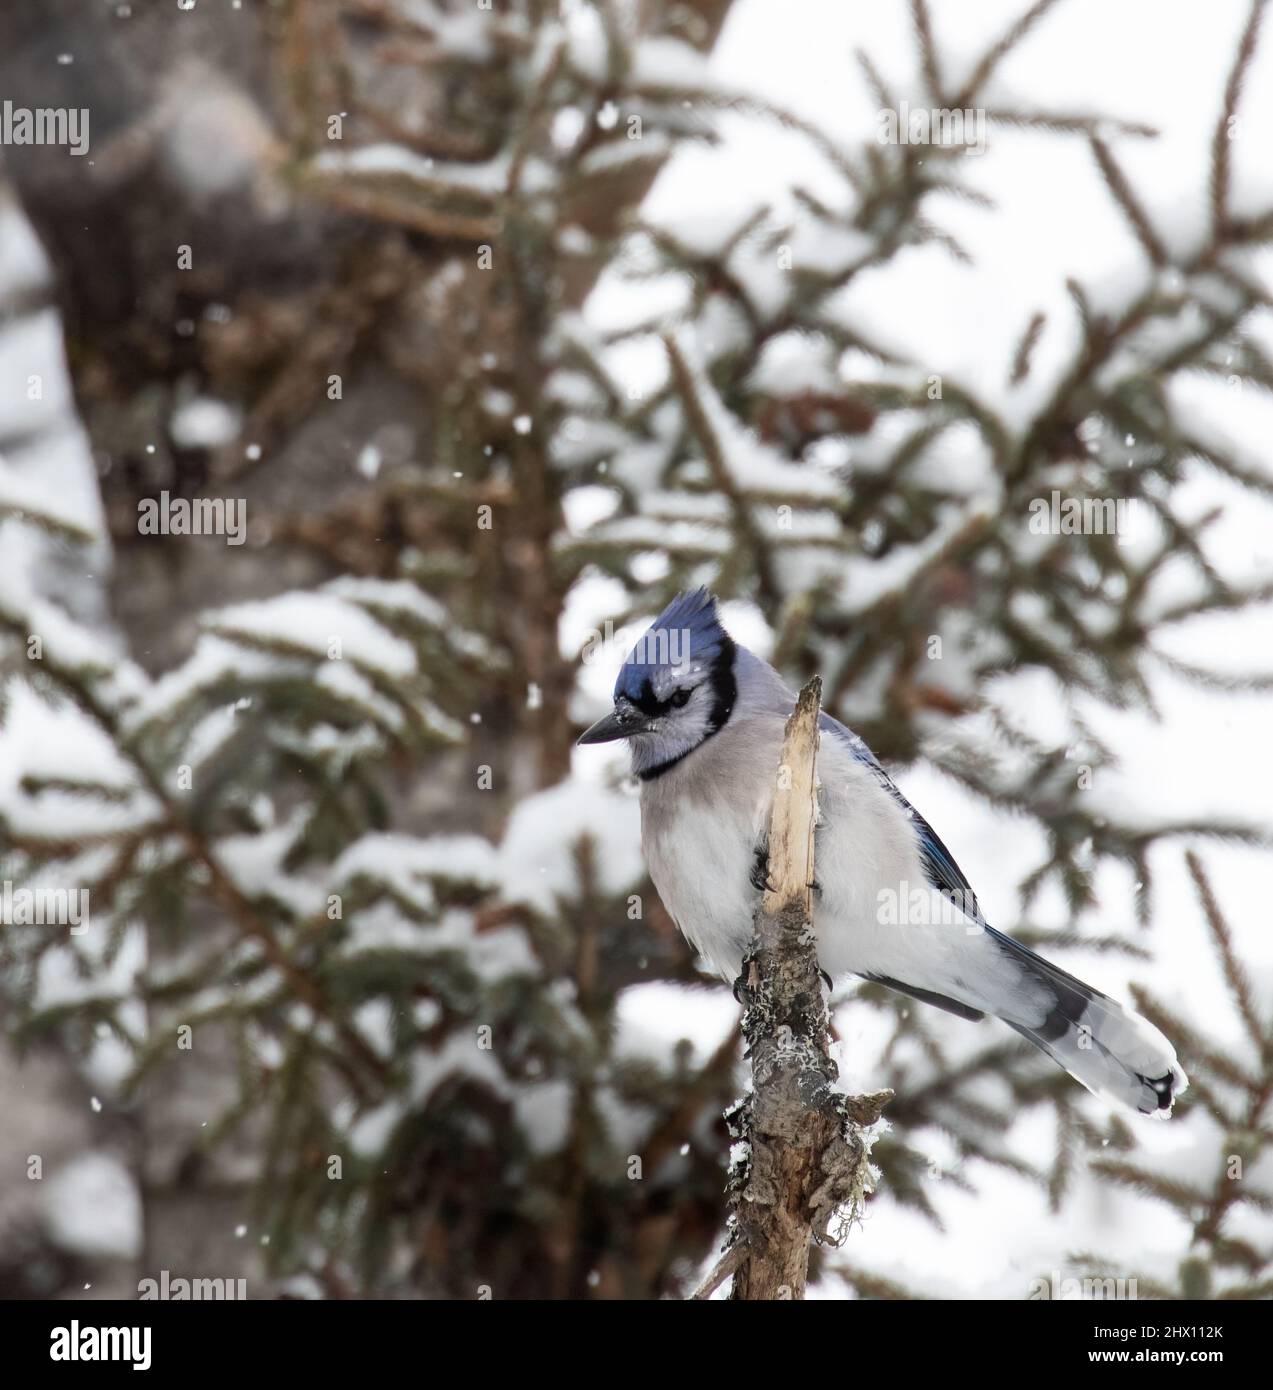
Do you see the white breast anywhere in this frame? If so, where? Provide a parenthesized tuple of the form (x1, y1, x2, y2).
(639, 711, 780, 980)
(638, 707, 947, 987)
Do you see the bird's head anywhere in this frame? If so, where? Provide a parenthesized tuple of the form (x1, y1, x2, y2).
(576, 587, 738, 779)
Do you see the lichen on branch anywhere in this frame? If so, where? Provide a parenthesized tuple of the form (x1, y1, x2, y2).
(718, 676, 890, 1301)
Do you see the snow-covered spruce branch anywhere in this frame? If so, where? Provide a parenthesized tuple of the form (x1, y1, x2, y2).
(708, 677, 889, 1300)
(0, 608, 391, 1094)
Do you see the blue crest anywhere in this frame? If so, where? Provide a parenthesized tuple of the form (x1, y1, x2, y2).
(615, 588, 729, 702)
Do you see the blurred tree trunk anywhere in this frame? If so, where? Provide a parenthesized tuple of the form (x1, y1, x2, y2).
(0, 0, 735, 1298)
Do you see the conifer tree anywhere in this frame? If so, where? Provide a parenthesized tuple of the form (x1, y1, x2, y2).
(0, 0, 1269, 1300)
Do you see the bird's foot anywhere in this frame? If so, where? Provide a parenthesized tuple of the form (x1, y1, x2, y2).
(749, 844, 774, 893)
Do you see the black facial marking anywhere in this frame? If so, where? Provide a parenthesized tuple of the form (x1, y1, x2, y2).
(638, 634, 737, 781)
(629, 680, 665, 718)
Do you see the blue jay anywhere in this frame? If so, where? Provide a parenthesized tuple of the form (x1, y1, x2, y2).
(579, 588, 1187, 1116)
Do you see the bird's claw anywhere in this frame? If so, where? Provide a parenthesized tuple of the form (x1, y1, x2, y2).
(749, 844, 771, 893)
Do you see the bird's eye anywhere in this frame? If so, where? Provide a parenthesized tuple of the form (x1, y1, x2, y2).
(670, 688, 691, 708)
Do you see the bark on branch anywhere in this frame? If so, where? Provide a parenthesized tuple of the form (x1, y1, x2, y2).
(721, 676, 890, 1301)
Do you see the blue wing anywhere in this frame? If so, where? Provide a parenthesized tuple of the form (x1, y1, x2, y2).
(815, 713, 1169, 1078)
(818, 711, 986, 926)
(817, 711, 992, 1021)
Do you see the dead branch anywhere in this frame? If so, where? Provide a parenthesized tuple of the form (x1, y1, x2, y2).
(723, 675, 890, 1300)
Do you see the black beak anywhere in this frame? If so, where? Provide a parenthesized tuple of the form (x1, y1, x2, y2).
(576, 705, 650, 745)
